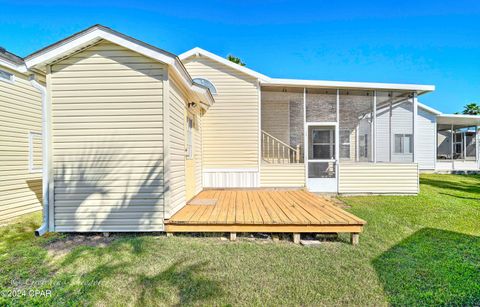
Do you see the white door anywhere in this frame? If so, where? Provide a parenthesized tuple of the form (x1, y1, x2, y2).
(307, 125, 337, 192)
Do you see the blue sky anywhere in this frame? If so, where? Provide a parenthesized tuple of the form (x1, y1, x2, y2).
(1, 0, 479, 113)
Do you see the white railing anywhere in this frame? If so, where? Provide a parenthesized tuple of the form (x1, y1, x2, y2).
(262, 130, 301, 163)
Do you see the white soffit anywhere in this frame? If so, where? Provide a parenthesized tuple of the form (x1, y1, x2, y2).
(0, 58, 27, 73)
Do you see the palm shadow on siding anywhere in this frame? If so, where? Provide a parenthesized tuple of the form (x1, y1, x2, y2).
(54, 146, 164, 232)
(372, 228, 480, 306)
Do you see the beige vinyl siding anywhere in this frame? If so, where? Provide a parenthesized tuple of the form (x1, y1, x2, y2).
(165, 77, 186, 217)
(261, 101, 290, 144)
(338, 163, 419, 194)
(0, 66, 43, 223)
(50, 40, 165, 232)
(31, 134, 43, 170)
(183, 56, 259, 169)
(260, 164, 305, 188)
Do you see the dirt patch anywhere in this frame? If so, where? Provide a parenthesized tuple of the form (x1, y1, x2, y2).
(45, 234, 114, 259)
(330, 197, 351, 209)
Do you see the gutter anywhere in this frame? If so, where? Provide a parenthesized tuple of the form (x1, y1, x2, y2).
(29, 76, 49, 236)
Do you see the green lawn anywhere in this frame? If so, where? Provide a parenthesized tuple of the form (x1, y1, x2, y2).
(1, 174, 479, 306)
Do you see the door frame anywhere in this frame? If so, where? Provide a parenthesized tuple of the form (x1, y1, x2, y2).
(185, 113, 196, 201)
(304, 122, 339, 193)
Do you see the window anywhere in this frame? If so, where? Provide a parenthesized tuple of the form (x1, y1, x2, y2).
(192, 78, 217, 95)
(0, 69, 14, 83)
(310, 128, 335, 160)
(340, 129, 351, 159)
(29, 132, 42, 173)
(186, 117, 193, 159)
(394, 134, 413, 154)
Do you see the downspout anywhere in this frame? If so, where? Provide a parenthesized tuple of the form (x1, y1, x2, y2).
(29, 75, 49, 236)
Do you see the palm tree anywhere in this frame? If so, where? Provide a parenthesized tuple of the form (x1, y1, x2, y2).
(226, 54, 245, 66)
(461, 103, 480, 115)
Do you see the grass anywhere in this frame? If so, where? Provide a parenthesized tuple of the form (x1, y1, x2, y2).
(0, 174, 479, 306)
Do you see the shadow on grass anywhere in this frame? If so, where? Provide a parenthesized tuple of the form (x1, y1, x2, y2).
(373, 228, 480, 306)
(53, 237, 223, 305)
(439, 192, 480, 201)
(137, 259, 223, 305)
(420, 175, 480, 195)
(0, 217, 43, 250)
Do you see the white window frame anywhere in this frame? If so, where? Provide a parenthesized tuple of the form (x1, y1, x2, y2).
(28, 131, 42, 173)
(0, 69, 15, 84)
(394, 133, 413, 154)
(186, 116, 194, 159)
(192, 77, 217, 95)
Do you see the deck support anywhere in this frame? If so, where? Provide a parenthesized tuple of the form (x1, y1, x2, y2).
(350, 233, 359, 245)
(166, 232, 174, 237)
(293, 233, 301, 244)
(229, 232, 237, 241)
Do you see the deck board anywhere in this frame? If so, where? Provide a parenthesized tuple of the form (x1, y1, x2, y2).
(165, 189, 366, 233)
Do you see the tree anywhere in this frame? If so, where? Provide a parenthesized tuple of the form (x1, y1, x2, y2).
(460, 103, 480, 115)
(226, 54, 245, 66)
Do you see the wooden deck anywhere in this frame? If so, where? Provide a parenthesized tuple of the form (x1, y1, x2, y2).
(165, 189, 366, 243)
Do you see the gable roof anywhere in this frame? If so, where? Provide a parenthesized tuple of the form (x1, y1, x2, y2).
(24, 24, 214, 107)
(180, 47, 435, 95)
(179, 47, 270, 81)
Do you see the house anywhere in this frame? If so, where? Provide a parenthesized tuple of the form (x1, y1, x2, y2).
(0, 49, 43, 224)
(1, 24, 478, 238)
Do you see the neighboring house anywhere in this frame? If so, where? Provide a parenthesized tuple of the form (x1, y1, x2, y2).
(0, 24, 478, 232)
(0, 49, 43, 224)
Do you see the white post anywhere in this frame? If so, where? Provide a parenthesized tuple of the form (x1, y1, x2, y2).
(412, 92, 418, 163)
(373, 91, 377, 163)
(477, 126, 479, 169)
(451, 123, 454, 169)
(303, 88, 308, 183)
(257, 81, 262, 186)
(434, 120, 438, 171)
(389, 96, 393, 162)
(336, 89, 340, 192)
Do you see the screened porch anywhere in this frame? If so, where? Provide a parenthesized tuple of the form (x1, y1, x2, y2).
(260, 86, 422, 193)
(436, 115, 480, 171)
